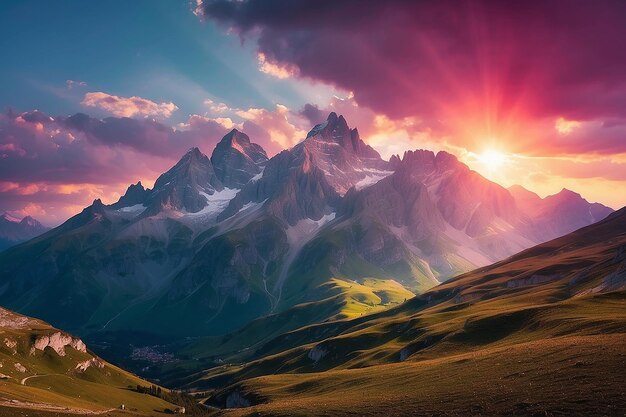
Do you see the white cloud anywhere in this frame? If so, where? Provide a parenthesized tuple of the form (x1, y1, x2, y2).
(257, 53, 299, 79)
(82, 92, 178, 118)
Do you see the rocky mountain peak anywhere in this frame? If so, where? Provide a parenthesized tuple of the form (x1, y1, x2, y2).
(211, 129, 268, 189)
(0, 213, 49, 250)
(19, 216, 40, 227)
(552, 188, 582, 201)
(184, 146, 205, 160)
(305, 112, 350, 145)
(389, 154, 402, 169)
(111, 181, 149, 209)
(0, 213, 20, 223)
(0, 213, 46, 230)
(146, 147, 223, 213)
(154, 147, 215, 188)
(435, 151, 461, 171)
(218, 128, 251, 147)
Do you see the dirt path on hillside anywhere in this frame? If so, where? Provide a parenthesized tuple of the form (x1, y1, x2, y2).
(20, 373, 70, 386)
(0, 398, 118, 415)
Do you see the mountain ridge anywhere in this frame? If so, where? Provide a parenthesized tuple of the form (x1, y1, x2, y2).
(0, 213, 49, 251)
(0, 113, 614, 347)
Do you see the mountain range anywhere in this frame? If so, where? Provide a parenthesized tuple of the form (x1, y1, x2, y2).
(0, 213, 48, 251)
(0, 113, 613, 348)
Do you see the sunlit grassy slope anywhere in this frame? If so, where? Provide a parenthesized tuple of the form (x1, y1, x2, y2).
(0, 308, 180, 416)
(322, 277, 415, 319)
(216, 333, 626, 416)
(192, 208, 626, 416)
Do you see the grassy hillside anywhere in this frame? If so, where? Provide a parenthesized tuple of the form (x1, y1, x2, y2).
(214, 333, 626, 416)
(0, 307, 196, 416)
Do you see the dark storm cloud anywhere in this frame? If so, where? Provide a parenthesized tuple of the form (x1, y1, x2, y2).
(198, 0, 626, 133)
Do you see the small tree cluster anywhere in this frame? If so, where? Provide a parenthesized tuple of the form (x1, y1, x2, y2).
(136, 384, 162, 397)
(134, 384, 208, 415)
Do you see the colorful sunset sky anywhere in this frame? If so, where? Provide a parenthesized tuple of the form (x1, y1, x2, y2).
(1, 0, 625, 225)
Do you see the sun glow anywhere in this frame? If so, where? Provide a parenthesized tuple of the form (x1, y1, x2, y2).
(476, 149, 508, 171)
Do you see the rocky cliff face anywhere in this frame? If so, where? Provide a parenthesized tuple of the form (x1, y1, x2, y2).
(33, 332, 86, 356)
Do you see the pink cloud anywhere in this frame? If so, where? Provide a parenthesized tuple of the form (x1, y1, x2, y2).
(257, 52, 299, 79)
(82, 92, 179, 118)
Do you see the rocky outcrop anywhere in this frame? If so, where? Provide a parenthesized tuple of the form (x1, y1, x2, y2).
(4, 338, 17, 354)
(0, 308, 35, 329)
(33, 332, 86, 356)
(75, 358, 105, 372)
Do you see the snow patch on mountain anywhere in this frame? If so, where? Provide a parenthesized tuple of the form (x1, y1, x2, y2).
(354, 169, 394, 190)
(272, 212, 337, 311)
(250, 170, 264, 182)
(286, 213, 336, 246)
(117, 204, 145, 213)
(195, 188, 240, 216)
(175, 188, 240, 230)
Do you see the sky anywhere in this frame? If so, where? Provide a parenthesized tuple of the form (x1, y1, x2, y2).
(1, 0, 625, 225)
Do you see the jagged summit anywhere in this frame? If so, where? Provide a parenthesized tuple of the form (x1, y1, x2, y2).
(306, 112, 347, 139)
(111, 181, 149, 209)
(304, 113, 382, 161)
(211, 129, 268, 188)
(217, 128, 249, 147)
(183, 146, 207, 160)
(144, 147, 223, 213)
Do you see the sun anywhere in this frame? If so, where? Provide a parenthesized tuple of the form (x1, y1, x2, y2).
(476, 149, 508, 171)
